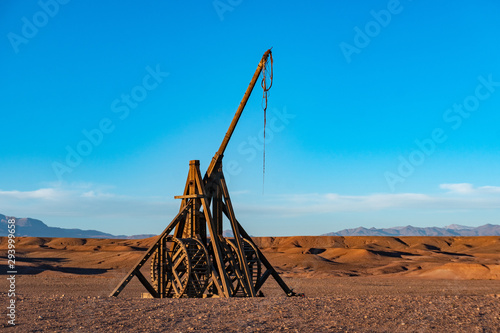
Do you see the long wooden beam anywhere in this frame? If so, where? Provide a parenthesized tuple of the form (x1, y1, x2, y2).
(206, 49, 272, 178)
(193, 163, 232, 297)
(219, 176, 256, 297)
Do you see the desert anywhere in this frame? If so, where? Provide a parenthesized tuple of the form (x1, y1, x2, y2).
(1, 235, 499, 332)
(4, 1, 500, 332)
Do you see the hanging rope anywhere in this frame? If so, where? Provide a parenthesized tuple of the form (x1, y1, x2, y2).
(261, 50, 273, 192)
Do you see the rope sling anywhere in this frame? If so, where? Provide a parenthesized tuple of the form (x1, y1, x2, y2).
(261, 50, 273, 191)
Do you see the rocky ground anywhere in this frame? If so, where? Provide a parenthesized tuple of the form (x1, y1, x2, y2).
(1, 276, 499, 332)
(1, 236, 499, 332)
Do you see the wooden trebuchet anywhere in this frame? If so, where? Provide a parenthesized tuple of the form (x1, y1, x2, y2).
(110, 49, 300, 298)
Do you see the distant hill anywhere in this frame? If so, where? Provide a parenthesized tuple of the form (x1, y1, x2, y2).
(0, 214, 155, 239)
(3, 213, 499, 238)
(322, 224, 500, 236)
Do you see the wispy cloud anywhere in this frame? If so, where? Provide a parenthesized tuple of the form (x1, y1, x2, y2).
(440, 183, 500, 195)
(0, 183, 176, 221)
(242, 183, 500, 217)
(0, 188, 65, 200)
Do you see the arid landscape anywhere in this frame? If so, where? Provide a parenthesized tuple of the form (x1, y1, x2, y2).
(4, 1, 500, 332)
(1, 235, 499, 332)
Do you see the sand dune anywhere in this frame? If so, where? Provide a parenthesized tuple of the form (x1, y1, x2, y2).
(252, 236, 500, 279)
(1, 236, 499, 280)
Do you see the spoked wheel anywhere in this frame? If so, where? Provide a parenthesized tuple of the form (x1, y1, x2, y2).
(223, 238, 263, 296)
(150, 236, 210, 298)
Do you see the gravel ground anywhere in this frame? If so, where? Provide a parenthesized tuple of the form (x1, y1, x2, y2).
(2, 275, 499, 332)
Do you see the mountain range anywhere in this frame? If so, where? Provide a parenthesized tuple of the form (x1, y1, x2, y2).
(0, 213, 154, 239)
(322, 224, 500, 236)
(1, 213, 499, 238)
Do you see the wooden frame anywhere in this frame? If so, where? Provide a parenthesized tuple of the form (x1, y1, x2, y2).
(110, 49, 299, 298)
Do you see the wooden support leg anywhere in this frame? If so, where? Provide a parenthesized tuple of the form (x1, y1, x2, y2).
(219, 203, 297, 297)
(254, 268, 272, 292)
(193, 163, 232, 297)
(236, 221, 296, 296)
(219, 176, 256, 297)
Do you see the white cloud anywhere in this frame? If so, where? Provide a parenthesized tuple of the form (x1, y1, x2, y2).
(0, 188, 65, 200)
(247, 183, 500, 217)
(440, 183, 474, 194)
(480, 186, 500, 193)
(440, 183, 500, 195)
(0, 184, 176, 222)
(80, 190, 117, 199)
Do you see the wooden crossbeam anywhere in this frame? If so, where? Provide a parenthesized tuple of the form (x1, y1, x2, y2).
(174, 194, 205, 199)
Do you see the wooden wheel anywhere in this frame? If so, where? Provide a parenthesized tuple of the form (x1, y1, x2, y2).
(224, 238, 263, 296)
(151, 237, 210, 298)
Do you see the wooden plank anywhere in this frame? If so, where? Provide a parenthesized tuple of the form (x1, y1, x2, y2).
(206, 49, 272, 178)
(174, 194, 205, 199)
(220, 176, 256, 297)
(208, 264, 224, 296)
(157, 237, 164, 297)
(135, 269, 159, 298)
(194, 164, 232, 297)
(254, 269, 272, 292)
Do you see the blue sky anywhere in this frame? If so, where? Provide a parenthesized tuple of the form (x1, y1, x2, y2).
(1, 0, 500, 236)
